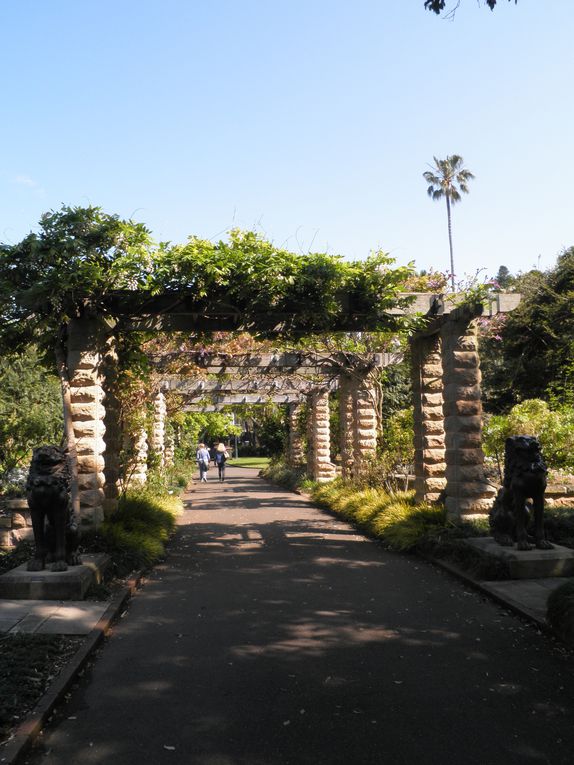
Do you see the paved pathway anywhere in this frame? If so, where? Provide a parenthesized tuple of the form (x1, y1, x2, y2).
(25, 468, 574, 764)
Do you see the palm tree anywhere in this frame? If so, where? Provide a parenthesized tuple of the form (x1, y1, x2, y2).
(423, 154, 474, 291)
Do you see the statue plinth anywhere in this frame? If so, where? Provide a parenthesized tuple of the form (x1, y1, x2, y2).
(0, 554, 110, 600)
(466, 538, 574, 579)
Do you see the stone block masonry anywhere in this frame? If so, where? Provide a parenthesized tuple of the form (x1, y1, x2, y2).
(440, 319, 495, 519)
(67, 316, 110, 527)
(411, 334, 446, 503)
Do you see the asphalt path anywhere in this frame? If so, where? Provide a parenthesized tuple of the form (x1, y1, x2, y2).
(25, 467, 574, 764)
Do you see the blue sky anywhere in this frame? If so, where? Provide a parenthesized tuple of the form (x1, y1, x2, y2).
(2, 1, 573, 282)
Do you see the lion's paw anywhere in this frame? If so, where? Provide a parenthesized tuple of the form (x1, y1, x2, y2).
(516, 540, 532, 551)
(50, 560, 68, 572)
(536, 539, 553, 550)
(27, 558, 45, 572)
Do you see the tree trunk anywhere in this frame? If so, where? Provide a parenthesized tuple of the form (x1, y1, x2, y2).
(55, 326, 80, 517)
(446, 194, 455, 291)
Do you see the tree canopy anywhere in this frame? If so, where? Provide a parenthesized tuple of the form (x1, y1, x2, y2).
(0, 347, 63, 478)
(0, 206, 420, 355)
(481, 248, 574, 410)
(424, 0, 516, 14)
(423, 155, 474, 290)
(0, 206, 156, 354)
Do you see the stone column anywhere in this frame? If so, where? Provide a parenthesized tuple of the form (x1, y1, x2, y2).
(410, 334, 446, 503)
(129, 428, 149, 486)
(67, 316, 108, 527)
(287, 402, 305, 467)
(306, 394, 314, 474)
(339, 374, 355, 479)
(151, 391, 167, 467)
(441, 318, 495, 519)
(164, 435, 175, 468)
(310, 390, 336, 482)
(351, 375, 378, 474)
(101, 338, 121, 517)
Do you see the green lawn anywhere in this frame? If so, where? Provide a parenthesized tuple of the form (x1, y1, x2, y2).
(230, 457, 271, 469)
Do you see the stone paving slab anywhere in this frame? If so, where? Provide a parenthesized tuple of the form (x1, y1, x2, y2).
(481, 577, 571, 624)
(0, 599, 110, 634)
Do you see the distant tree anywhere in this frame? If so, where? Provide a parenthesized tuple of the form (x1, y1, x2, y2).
(423, 155, 475, 291)
(0, 348, 63, 479)
(495, 265, 514, 289)
(424, 1, 517, 14)
(481, 248, 574, 410)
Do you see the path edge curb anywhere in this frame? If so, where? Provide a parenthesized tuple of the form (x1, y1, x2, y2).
(423, 554, 551, 631)
(0, 571, 145, 765)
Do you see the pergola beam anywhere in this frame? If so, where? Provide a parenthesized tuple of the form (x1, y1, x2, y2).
(161, 378, 336, 394)
(109, 291, 520, 334)
(182, 394, 307, 407)
(151, 351, 400, 373)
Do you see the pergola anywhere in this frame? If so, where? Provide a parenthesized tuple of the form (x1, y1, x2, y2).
(64, 291, 520, 526)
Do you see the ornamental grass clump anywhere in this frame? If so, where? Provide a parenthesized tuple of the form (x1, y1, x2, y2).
(371, 500, 446, 551)
(547, 580, 574, 647)
(310, 482, 442, 552)
(83, 486, 182, 576)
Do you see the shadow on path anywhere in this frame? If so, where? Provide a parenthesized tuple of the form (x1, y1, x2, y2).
(25, 467, 574, 765)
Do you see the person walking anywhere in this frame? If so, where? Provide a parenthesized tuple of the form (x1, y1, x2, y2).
(196, 443, 211, 482)
(214, 442, 229, 482)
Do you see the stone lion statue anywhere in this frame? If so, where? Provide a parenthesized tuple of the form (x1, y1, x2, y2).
(26, 445, 80, 572)
(489, 435, 552, 551)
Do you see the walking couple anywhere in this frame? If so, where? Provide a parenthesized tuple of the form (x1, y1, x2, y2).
(196, 442, 230, 482)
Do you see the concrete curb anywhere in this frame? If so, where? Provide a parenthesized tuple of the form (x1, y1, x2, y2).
(423, 555, 550, 631)
(0, 571, 144, 765)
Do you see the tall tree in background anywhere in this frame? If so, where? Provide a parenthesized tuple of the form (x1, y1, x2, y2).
(423, 154, 474, 291)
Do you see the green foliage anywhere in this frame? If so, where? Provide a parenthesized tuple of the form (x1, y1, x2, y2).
(1, 212, 420, 355)
(151, 231, 418, 338)
(144, 461, 195, 496)
(257, 406, 288, 457)
(311, 479, 444, 551)
(423, 155, 474, 291)
(481, 249, 574, 409)
(547, 580, 574, 647)
(0, 347, 63, 478)
(261, 459, 309, 491)
(0, 205, 156, 354)
(83, 486, 182, 576)
(230, 456, 270, 469)
(0, 541, 34, 575)
(495, 265, 515, 290)
(170, 411, 240, 461)
(483, 399, 574, 472)
(378, 408, 414, 491)
(544, 507, 574, 550)
(379, 359, 412, 420)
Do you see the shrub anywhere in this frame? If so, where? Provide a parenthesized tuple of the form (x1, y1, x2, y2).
(82, 486, 182, 576)
(547, 580, 574, 647)
(310, 481, 443, 552)
(261, 459, 308, 491)
(483, 399, 574, 473)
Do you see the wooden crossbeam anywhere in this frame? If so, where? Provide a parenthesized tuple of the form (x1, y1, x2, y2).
(107, 291, 520, 334)
(151, 351, 401, 373)
(162, 377, 326, 394)
(182, 394, 306, 407)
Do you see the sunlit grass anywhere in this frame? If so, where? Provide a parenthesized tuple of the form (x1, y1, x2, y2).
(232, 456, 271, 469)
(311, 479, 444, 552)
